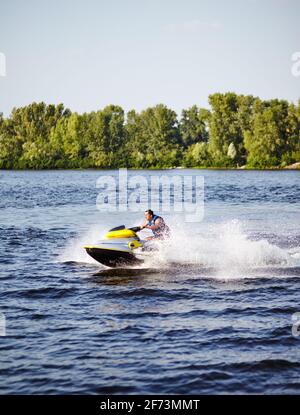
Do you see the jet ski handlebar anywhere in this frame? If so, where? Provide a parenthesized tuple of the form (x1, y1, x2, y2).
(128, 226, 141, 233)
(108, 225, 141, 233)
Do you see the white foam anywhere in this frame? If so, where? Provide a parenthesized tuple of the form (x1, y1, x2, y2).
(58, 225, 106, 265)
(143, 219, 293, 273)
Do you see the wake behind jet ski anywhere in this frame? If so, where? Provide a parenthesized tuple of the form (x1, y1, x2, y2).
(84, 210, 170, 268)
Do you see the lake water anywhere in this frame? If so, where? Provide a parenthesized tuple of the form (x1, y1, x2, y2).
(0, 169, 300, 394)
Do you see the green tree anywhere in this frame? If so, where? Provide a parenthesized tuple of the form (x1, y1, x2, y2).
(280, 101, 300, 165)
(1, 102, 70, 168)
(179, 106, 210, 147)
(0, 118, 23, 168)
(208, 93, 257, 166)
(125, 109, 146, 168)
(62, 113, 90, 167)
(125, 104, 181, 168)
(208, 93, 241, 166)
(244, 99, 290, 168)
(183, 142, 211, 167)
(87, 105, 126, 168)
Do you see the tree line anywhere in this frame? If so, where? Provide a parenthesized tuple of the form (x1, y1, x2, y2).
(0, 92, 299, 169)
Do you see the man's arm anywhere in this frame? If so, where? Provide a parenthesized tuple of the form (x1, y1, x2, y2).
(140, 221, 148, 230)
(147, 218, 161, 230)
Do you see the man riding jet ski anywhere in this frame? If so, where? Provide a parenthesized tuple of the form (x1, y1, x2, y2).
(84, 210, 170, 268)
(139, 209, 170, 241)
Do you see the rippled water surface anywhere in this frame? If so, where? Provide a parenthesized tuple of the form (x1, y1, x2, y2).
(0, 169, 300, 394)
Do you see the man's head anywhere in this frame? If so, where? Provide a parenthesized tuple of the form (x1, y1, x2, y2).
(144, 209, 154, 221)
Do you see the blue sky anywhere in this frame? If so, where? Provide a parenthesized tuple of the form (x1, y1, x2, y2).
(0, 0, 299, 116)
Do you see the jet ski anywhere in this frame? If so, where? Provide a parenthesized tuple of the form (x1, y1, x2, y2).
(84, 225, 150, 268)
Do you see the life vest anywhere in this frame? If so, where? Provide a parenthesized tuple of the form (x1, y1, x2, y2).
(148, 215, 170, 239)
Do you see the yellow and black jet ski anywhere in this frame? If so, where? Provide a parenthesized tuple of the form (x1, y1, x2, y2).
(84, 225, 146, 268)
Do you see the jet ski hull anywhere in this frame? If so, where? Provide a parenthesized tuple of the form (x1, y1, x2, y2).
(85, 247, 143, 268)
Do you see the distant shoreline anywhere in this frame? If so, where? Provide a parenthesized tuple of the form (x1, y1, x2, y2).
(1, 164, 299, 172)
